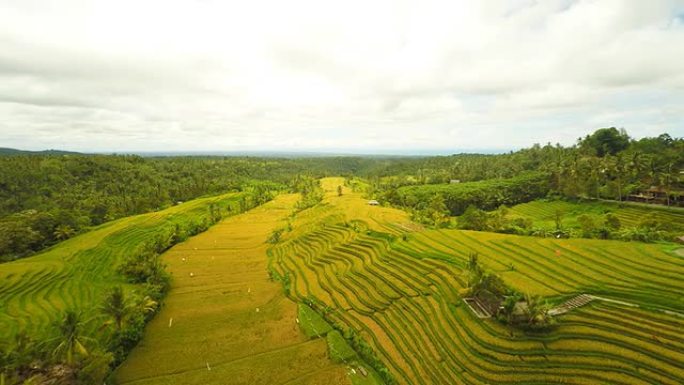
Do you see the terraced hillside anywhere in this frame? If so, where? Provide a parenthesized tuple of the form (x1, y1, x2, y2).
(0, 192, 248, 342)
(509, 199, 684, 233)
(114, 194, 351, 385)
(269, 177, 684, 385)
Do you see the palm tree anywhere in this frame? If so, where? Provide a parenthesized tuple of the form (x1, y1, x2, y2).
(660, 162, 676, 206)
(466, 253, 482, 286)
(101, 286, 132, 332)
(136, 295, 158, 317)
(53, 224, 75, 241)
(524, 295, 552, 327)
(500, 293, 522, 325)
(614, 154, 626, 201)
(51, 310, 90, 366)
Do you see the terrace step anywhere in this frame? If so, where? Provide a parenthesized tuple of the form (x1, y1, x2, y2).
(549, 294, 595, 316)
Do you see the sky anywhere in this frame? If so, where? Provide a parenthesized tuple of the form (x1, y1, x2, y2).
(0, 0, 683, 154)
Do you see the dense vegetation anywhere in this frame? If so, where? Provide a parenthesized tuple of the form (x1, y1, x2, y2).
(391, 172, 550, 222)
(0, 191, 265, 385)
(0, 155, 372, 261)
(365, 129, 682, 194)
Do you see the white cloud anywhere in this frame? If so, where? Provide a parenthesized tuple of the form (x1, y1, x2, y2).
(0, 0, 682, 153)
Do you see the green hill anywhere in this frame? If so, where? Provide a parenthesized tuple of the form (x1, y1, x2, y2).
(0, 147, 83, 156)
(0, 192, 249, 342)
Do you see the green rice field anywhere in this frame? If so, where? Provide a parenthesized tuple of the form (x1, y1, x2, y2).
(267, 178, 684, 385)
(0, 192, 248, 342)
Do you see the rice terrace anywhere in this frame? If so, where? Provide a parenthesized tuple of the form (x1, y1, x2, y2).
(2, 2, 684, 384)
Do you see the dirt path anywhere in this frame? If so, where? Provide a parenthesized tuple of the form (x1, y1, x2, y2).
(114, 194, 350, 385)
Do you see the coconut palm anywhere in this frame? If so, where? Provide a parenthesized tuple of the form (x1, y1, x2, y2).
(53, 224, 75, 241)
(101, 286, 133, 332)
(136, 295, 158, 316)
(524, 294, 553, 327)
(51, 310, 91, 366)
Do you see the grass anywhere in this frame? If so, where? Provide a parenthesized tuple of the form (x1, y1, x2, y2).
(299, 303, 334, 338)
(0, 192, 248, 343)
(327, 331, 357, 363)
(267, 177, 684, 385)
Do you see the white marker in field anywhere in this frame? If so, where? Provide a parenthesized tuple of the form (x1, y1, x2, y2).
(169, 318, 173, 327)
(256, 307, 260, 313)
(206, 362, 211, 371)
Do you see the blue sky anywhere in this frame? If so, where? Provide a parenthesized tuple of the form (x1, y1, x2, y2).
(0, 0, 683, 154)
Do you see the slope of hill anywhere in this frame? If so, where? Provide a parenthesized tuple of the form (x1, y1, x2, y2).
(0, 192, 249, 342)
(113, 194, 351, 385)
(508, 199, 684, 234)
(0, 147, 83, 156)
(265, 177, 684, 385)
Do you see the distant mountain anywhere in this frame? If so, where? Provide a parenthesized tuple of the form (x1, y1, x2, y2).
(0, 147, 83, 156)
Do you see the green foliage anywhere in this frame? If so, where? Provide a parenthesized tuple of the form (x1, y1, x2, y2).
(458, 205, 489, 231)
(521, 294, 555, 330)
(506, 199, 683, 242)
(0, 155, 376, 260)
(292, 175, 324, 211)
(604, 212, 621, 230)
(576, 214, 596, 237)
(326, 330, 357, 363)
(50, 310, 91, 366)
(267, 228, 284, 244)
(344, 328, 396, 385)
(394, 172, 551, 216)
(297, 303, 333, 338)
(76, 351, 114, 385)
(0, 191, 261, 383)
(579, 127, 630, 157)
(100, 286, 130, 332)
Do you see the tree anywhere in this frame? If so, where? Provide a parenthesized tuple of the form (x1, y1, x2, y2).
(604, 213, 621, 230)
(466, 253, 482, 287)
(427, 194, 449, 227)
(459, 205, 489, 231)
(53, 224, 76, 241)
(524, 294, 553, 328)
(101, 286, 133, 332)
(51, 310, 91, 366)
(580, 127, 630, 157)
(576, 214, 596, 238)
(554, 209, 564, 231)
(499, 292, 523, 325)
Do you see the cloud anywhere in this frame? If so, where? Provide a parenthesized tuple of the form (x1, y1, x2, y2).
(0, 0, 682, 153)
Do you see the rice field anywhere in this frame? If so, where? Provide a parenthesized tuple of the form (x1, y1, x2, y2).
(268, 177, 684, 385)
(113, 194, 351, 385)
(0, 192, 247, 343)
(508, 199, 684, 232)
(5, 177, 683, 385)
